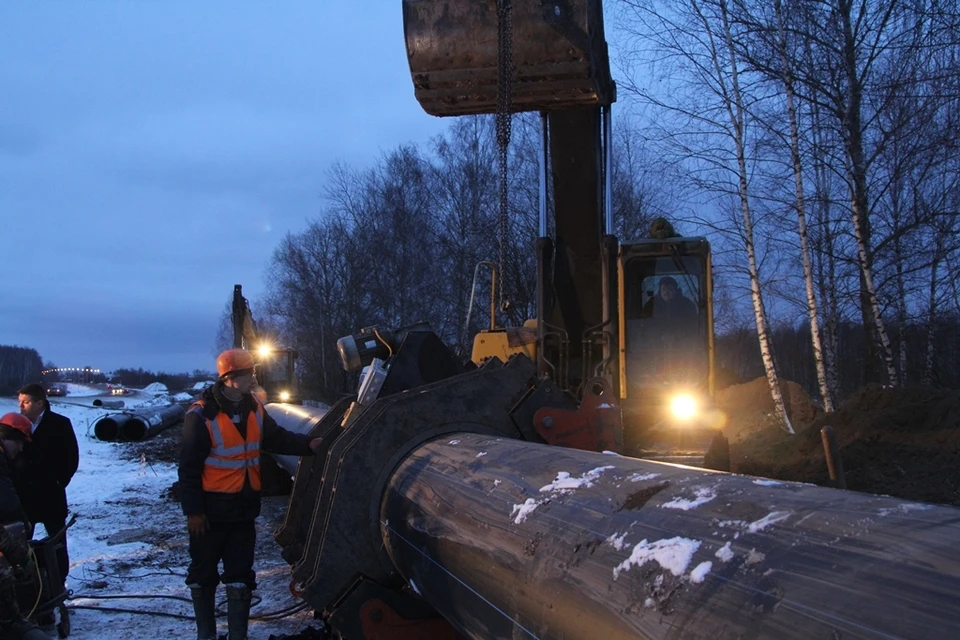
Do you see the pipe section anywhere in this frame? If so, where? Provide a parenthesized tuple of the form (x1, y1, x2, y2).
(93, 404, 185, 442)
(381, 433, 960, 640)
(262, 402, 329, 475)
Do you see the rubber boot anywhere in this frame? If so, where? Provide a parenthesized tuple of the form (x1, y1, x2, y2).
(225, 585, 251, 640)
(189, 585, 218, 640)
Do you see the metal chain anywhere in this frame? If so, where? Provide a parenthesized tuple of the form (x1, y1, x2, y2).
(496, 0, 513, 314)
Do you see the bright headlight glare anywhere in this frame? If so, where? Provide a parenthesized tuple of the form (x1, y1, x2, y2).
(279, 391, 291, 402)
(669, 394, 698, 421)
(257, 344, 272, 358)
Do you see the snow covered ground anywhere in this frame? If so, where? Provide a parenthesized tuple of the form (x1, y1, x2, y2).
(1, 387, 320, 639)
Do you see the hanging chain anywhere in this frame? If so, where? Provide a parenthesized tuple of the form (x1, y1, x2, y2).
(496, 0, 513, 314)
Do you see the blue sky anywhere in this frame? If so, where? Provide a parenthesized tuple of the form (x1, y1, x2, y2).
(1, 2, 450, 374)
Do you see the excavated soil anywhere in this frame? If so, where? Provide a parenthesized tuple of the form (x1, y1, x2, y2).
(721, 379, 960, 507)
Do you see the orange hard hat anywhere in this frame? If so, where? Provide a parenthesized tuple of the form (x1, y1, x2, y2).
(216, 348, 256, 378)
(0, 412, 32, 443)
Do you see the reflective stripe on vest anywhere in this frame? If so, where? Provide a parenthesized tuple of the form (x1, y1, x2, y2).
(190, 400, 264, 493)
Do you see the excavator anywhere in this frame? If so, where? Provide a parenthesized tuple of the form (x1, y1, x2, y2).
(265, 2, 960, 638)
(232, 284, 300, 404)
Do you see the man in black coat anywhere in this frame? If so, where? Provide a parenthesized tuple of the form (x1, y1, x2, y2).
(16, 383, 79, 582)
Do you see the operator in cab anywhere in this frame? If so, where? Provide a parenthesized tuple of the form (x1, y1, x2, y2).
(642, 276, 698, 328)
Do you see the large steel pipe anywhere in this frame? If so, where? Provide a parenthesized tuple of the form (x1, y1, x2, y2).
(93, 413, 132, 441)
(93, 404, 185, 442)
(263, 402, 329, 475)
(381, 433, 960, 640)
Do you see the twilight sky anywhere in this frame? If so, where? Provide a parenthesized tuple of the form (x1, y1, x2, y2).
(1, 2, 450, 374)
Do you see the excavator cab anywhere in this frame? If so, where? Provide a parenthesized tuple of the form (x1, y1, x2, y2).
(254, 344, 300, 405)
(232, 284, 301, 405)
(618, 238, 717, 457)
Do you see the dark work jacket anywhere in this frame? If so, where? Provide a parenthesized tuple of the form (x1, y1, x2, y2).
(178, 382, 313, 523)
(13, 408, 79, 526)
(0, 445, 27, 528)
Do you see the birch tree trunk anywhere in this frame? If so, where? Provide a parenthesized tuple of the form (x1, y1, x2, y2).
(836, 0, 900, 386)
(774, 0, 834, 412)
(894, 235, 909, 381)
(717, 0, 793, 433)
(924, 237, 943, 385)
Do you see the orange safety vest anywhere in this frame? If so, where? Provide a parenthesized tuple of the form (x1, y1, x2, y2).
(191, 401, 264, 493)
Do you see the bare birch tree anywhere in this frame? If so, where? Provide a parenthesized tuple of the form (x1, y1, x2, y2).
(615, 0, 793, 431)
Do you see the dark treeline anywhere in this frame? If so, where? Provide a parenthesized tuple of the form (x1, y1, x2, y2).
(110, 368, 215, 392)
(718, 316, 960, 401)
(0, 346, 44, 395)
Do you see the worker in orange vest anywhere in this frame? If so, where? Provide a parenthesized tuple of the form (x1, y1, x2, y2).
(179, 349, 324, 640)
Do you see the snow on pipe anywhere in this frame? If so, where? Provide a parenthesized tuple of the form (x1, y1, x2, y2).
(93, 404, 186, 442)
(381, 433, 960, 640)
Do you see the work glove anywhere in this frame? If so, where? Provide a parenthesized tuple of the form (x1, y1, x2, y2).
(187, 514, 209, 537)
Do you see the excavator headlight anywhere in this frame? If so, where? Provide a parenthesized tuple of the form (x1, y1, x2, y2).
(279, 391, 291, 402)
(258, 344, 273, 358)
(669, 393, 698, 422)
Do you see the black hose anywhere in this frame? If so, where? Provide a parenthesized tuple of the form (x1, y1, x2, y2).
(67, 592, 310, 621)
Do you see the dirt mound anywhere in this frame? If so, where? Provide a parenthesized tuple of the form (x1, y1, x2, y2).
(730, 384, 960, 507)
(715, 376, 821, 441)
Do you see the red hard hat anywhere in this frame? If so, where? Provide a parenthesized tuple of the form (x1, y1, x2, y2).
(0, 412, 32, 443)
(216, 348, 256, 378)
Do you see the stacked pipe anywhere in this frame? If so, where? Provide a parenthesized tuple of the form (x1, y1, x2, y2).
(93, 404, 185, 442)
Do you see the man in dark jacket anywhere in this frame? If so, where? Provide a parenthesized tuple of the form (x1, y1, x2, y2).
(180, 348, 323, 640)
(16, 383, 79, 582)
(0, 412, 49, 640)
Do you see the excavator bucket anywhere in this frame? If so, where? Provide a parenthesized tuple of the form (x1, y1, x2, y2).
(402, 0, 615, 116)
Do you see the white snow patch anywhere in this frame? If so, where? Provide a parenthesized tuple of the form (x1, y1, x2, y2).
(606, 532, 628, 551)
(141, 382, 169, 395)
(63, 384, 103, 397)
(752, 479, 782, 486)
(661, 487, 717, 510)
(878, 502, 932, 516)
(475, 452, 487, 458)
(745, 549, 766, 565)
(715, 542, 735, 563)
(601, 450, 620, 456)
(747, 511, 791, 532)
(689, 561, 712, 583)
(539, 466, 615, 494)
(511, 498, 543, 524)
(613, 536, 701, 580)
(493, 479, 501, 487)
(627, 472, 660, 483)
(644, 598, 656, 608)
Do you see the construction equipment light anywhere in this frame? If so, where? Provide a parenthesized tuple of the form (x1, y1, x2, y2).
(279, 391, 291, 402)
(257, 344, 273, 358)
(669, 393, 698, 421)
